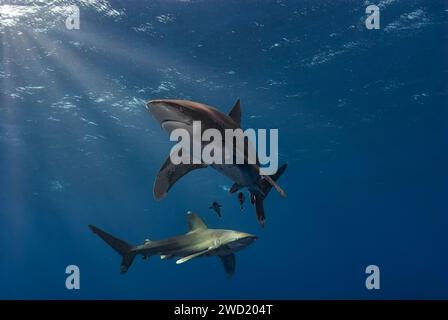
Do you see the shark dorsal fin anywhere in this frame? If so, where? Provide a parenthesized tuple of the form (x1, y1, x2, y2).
(229, 99, 241, 127)
(187, 212, 208, 232)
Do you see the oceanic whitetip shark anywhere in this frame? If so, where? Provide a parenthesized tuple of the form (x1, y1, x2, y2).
(146, 99, 287, 227)
(89, 212, 257, 276)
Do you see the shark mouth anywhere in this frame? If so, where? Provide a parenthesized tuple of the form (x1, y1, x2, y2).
(160, 119, 192, 134)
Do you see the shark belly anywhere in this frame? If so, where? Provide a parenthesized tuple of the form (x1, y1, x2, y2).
(211, 163, 258, 188)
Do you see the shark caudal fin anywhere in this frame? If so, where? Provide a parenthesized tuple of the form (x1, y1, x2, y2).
(89, 225, 137, 274)
(254, 163, 287, 198)
(262, 174, 287, 197)
(261, 163, 287, 198)
(253, 163, 288, 227)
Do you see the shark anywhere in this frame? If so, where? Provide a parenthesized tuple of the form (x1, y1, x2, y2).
(146, 99, 287, 227)
(89, 212, 257, 276)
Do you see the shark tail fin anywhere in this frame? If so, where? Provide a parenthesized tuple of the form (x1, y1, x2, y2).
(253, 163, 287, 227)
(261, 163, 288, 198)
(89, 225, 137, 274)
(262, 175, 286, 197)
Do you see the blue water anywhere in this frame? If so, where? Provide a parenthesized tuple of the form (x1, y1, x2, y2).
(0, 0, 447, 299)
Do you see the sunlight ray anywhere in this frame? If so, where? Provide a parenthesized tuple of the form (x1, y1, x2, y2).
(19, 31, 163, 215)
(56, 23, 226, 100)
(0, 31, 30, 253)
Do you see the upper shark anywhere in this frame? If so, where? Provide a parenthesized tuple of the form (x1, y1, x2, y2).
(146, 99, 287, 227)
(89, 212, 257, 276)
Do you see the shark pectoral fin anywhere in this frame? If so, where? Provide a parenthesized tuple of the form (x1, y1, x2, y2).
(219, 254, 236, 277)
(228, 99, 241, 127)
(153, 157, 207, 200)
(176, 247, 214, 264)
(254, 196, 266, 228)
(229, 182, 242, 194)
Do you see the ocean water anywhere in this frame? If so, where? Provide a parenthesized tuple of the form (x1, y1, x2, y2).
(0, 0, 447, 299)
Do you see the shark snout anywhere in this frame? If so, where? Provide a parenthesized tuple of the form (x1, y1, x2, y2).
(240, 232, 257, 238)
(244, 233, 258, 242)
(236, 233, 257, 246)
(146, 100, 192, 134)
(145, 100, 177, 123)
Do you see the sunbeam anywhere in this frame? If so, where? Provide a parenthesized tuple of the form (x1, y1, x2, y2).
(16, 29, 168, 228)
(0, 30, 31, 257)
(54, 21, 231, 101)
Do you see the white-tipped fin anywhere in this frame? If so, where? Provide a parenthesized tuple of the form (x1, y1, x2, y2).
(187, 211, 208, 232)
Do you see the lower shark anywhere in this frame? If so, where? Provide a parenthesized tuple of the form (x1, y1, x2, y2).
(146, 99, 287, 227)
(89, 212, 257, 276)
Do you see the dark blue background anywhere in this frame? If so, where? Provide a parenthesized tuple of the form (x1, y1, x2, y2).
(0, 0, 446, 299)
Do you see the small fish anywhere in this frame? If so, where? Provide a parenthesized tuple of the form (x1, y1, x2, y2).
(238, 192, 246, 211)
(209, 201, 222, 218)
